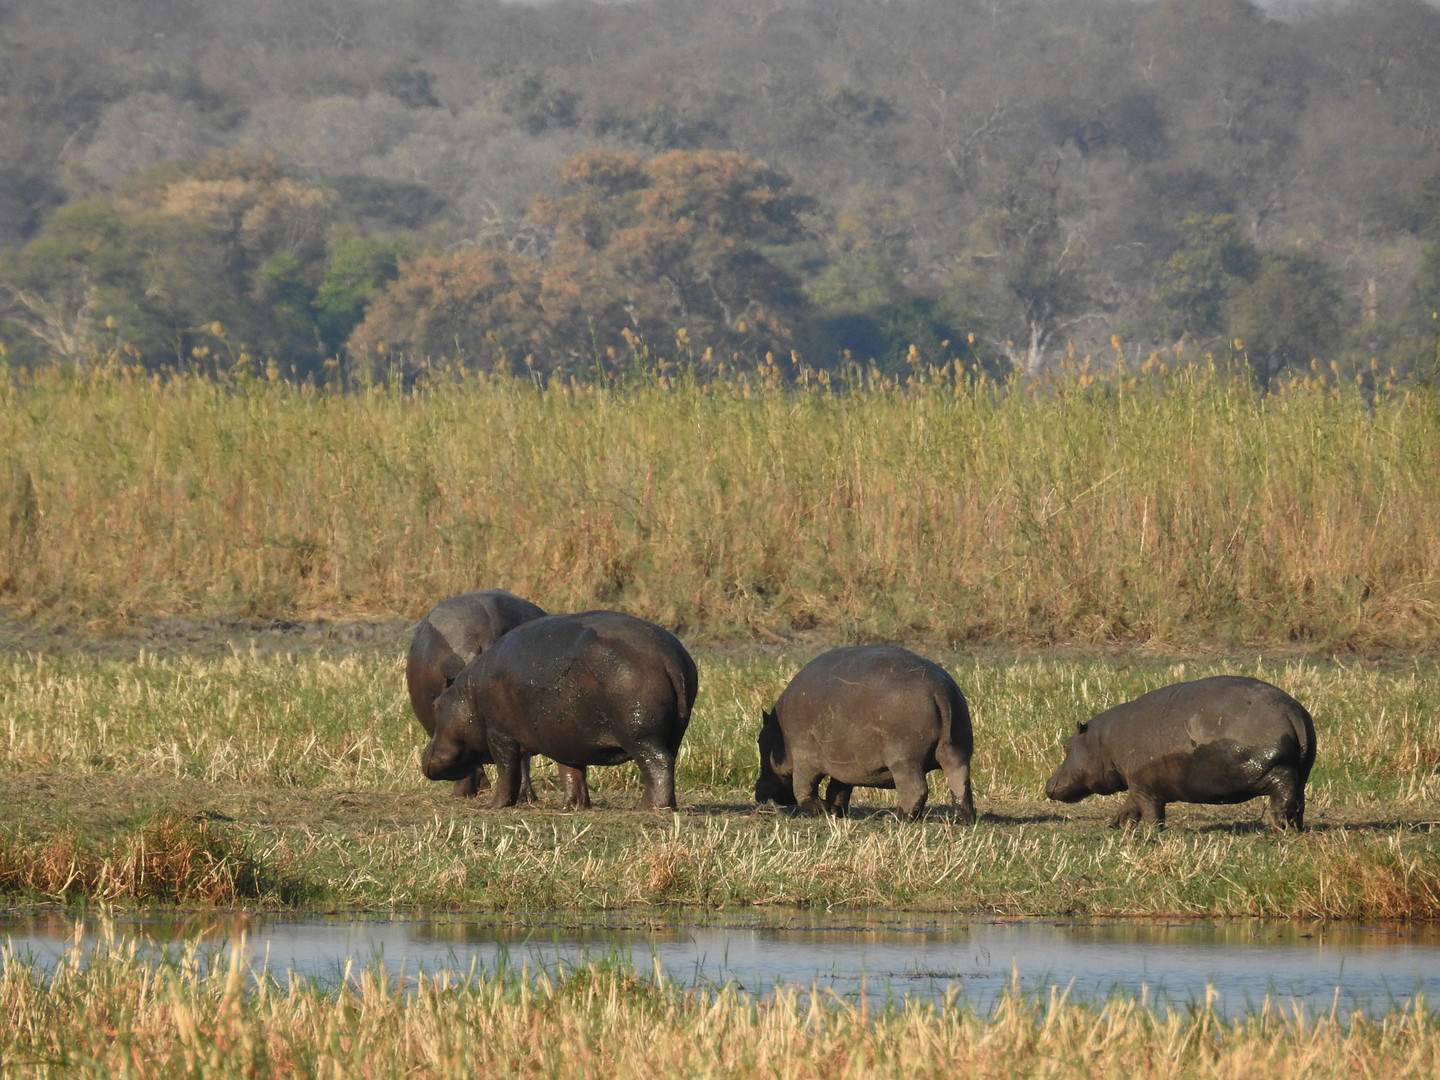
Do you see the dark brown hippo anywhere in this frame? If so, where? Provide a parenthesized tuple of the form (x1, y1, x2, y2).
(406, 589, 588, 806)
(1044, 675, 1316, 830)
(755, 644, 976, 822)
(422, 610, 698, 810)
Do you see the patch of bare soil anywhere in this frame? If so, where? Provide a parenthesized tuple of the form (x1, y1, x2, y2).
(0, 616, 413, 660)
(4, 772, 1431, 845)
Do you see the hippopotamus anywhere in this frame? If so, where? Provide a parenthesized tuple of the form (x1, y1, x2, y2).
(755, 644, 976, 822)
(422, 610, 698, 810)
(406, 589, 588, 806)
(1044, 675, 1316, 830)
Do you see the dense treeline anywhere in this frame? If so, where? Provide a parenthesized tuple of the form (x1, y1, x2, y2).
(1, 0, 1440, 382)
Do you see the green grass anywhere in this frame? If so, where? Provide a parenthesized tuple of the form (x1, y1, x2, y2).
(2, 647, 1436, 918)
(2, 359, 1438, 649)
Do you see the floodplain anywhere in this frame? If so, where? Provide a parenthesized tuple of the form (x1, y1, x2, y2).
(1, 636, 1436, 919)
(3, 364, 1440, 1074)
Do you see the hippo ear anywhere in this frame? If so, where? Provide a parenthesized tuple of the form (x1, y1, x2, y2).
(443, 675, 456, 688)
(1076, 721, 1089, 735)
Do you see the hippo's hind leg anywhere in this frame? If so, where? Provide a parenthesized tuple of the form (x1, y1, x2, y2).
(561, 765, 591, 810)
(935, 743, 976, 824)
(823, 779, 853, 817)
(1262, 767, 1305, 831)
(893, 766, 931, 821)
(632, 738, 678, 810)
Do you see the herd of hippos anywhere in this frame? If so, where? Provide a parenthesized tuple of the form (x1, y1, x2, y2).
(408, 589, 1318, 831)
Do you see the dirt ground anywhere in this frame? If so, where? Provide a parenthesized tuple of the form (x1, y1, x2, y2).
(0, 615, 412, 660)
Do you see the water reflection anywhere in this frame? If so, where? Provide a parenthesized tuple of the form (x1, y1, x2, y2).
(4, 910, 1438, 1020)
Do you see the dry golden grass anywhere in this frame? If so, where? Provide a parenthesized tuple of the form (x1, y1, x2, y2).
(2, 932, 1438, 1079)
(0, 813, 276, 904)
(1, 357, 1437, 649)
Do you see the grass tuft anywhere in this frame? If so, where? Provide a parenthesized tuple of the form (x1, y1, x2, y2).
(0, 813, 307, 904)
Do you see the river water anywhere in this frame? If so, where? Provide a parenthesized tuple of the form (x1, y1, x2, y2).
(4, 910, 1438, 1019)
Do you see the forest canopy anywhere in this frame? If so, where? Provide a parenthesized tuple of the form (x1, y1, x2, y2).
(2, 0, 1439, 384)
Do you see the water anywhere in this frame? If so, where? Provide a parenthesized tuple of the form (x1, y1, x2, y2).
(4, 910, 1438, 1019)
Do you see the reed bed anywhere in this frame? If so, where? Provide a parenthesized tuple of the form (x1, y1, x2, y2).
(1, 649, 1437, 917)
(2, 932, 1438, 1079)
(2, 359, 1437, 649)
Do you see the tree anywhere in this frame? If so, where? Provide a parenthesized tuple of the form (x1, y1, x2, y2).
(807, 185, 977, 374)
(346, 246, 550, 374)
(311, 227, 409, 357)
(530, 148, 812, 367)
(1151, 214, 1259, 342)
(951, 161, 1094, 375)
(0, 151, 401, 373)
(8, 197, 240, 367)
(1225, 253, 1350, 385)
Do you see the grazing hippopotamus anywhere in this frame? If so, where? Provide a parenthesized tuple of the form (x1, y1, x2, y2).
(1044, 675, 1316, 830)
(755, 644, 976, 822)
(406, 589, 588, 806)
(422, 610, 698, 810)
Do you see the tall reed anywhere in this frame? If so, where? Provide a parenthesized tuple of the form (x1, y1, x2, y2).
(3, 934, 1438, 1079)
(1, 358, 1437, 648)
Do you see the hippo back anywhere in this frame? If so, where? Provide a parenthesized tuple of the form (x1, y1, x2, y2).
(476, 609, 698, 756)
(1096, 675, 1315, 780)
(775, 644, 970, 770)
(406, 589, 547, 735)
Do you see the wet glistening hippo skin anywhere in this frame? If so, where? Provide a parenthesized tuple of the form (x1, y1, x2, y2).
(422, 610, 698, 810)
(1044, 675, 1316, 830)
(755, 644, 975, 822)
(406, 589, 588, 806)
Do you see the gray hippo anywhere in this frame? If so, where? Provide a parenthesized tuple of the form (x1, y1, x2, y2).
(1044, 675, 1316, 830)
(406, 589, 588, 806)
(422, 610, 698, 810)
(755, 644, 976, 822)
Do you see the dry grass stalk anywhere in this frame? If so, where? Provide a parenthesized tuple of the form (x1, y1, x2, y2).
(1, 361, 1436, 648)
(2, 935, 1438, 1079)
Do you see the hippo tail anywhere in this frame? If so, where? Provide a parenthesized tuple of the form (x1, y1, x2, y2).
(1289, 700, 1318, 784)
(939, 681, 974, 759)
(662, 643, 700, 737)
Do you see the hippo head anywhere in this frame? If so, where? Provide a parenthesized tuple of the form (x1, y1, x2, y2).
(421, 682, 490, 782)
(1044, 721, 1122, 802)
(754, 708, 797, 806)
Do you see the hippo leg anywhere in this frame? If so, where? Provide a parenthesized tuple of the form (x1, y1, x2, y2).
(1108, 800, 1142, 828)
(935, 743, 976, 824)
(452, 768, 490, 798)
(1262, 768, 1305, 831)
(823, 779, 853, 817)
(1110, 791, 1164, 828)
(893, 766, 931, 821)
(792, 767, 828, 816)
(561, 765, 591, 810)
(631, 739, 678, 810)
(487, 737, 526, 809)
(516, 756, 538, 805)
